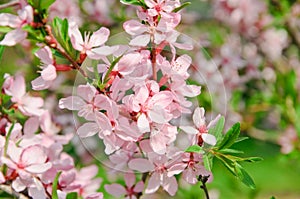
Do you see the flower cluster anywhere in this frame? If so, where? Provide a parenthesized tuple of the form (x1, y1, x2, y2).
(0, 74, 102, 199)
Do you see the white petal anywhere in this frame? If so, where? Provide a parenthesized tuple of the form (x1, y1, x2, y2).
(180, 126, 198, 134)
(202, 134, 217, 146)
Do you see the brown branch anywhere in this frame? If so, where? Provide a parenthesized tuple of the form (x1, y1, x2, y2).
(198, 175, 210, 199)
(0, 0, 19, 10)
(54, 46, 88, 78)
(0, 184, 29, 199)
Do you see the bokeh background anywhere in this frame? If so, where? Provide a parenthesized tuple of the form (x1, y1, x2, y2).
(1, 0, 300, 198)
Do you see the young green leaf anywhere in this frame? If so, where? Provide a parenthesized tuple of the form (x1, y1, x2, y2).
(173, 2, 191, 12)
(120, 0, 147, 7)
(218, 148, 244, 155)
(40, 0, 56, 10)
(103, 55, 123, 84)
(203, 154, 214, 171)
(234, 136, 249, 144)
(66, 192, 78, 199)
(217, 122, 240, 149)
(0, 45, 4, 62)
(208, 116, 225, 143)
(234, 163, 256, 189)
(240, 157, 263, 163)
(52, 171, 62, 199)
(185, 145, 203, 153)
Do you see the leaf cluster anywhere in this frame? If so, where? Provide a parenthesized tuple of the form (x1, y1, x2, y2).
(185, 117, 263, 189)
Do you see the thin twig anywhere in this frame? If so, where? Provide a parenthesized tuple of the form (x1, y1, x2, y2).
(198, 175, 210, 199)
(54, 46, 88, 78)
(0, 0, 19, 10)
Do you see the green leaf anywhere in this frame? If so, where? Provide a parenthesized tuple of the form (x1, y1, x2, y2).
(0, 26, 13, 33)
(270, 196, 276, 199)
(173, 2, 191, 12)
(66, 192, 78, 199)
(215, 154, 235, 175)
(209, 116, 225, 143)
(103, 55, 123, 84)
(234, 136, 249, 144)
(240, 157, 263, 163)
(40, 0, 56, 10)
(120, 0, 146, 7)
(234, 163, 256, 189)
(218, 148, 244, 155)
(185, 145, 203, 153)
(217, 122, 240, 149)
(0, 45, 5, 62)
(203, 154, 214, 171)
(52, 171, 62, 199)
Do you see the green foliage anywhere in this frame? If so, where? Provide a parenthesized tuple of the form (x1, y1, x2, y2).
(28, 0, 56, 11)
(0, 45, 4, 63)
(208, 116, 225, 143)
(185, 145, 203, 153)
(52, 17, 77, 59)
(173, 2, 191, 12)
(120, 0, 147, 8)
(184, 120, 262, 189)
(66, 192, 79, 199)
(52, 171, 62, 199)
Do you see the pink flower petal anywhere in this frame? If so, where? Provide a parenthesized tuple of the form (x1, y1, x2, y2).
(129, 34, 150, 46)
(41, 65, 57, 81)
(31, 76, 51, 90)
(124, 172, 135, 188)
(105, 184, 126, 197)
(0, 28, 27, 46)
(21, 145, 47, 165)
(150, 131, 167, 155)
(128, 158, 154, 173)
(123, 20, 148, 35)
(202, 133, 217, 146)
(145, 172, 160, 194)
(24, 117, 39, 136)
(193, 107, 206, 128)
(0, 13, 22, 28)
(35, 46, 53, 65)
(180, 126, 198, 135)
(25, 162, 52, 173)
(167, 163, 186, 177)
(90, 27, 110, 47)
(59, 96, 85, 110)
(137, 113, 150, 133)
(69, 24, 84, 51)
(133, 181, 144, 193)
(77, 122, 99, 138)
(162, 175, 178, 196)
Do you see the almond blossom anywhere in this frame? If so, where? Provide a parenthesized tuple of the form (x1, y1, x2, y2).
(0, 5, 33, 46)
(68, 23, 116, 60)
(105, 172, 144, 199)
(31, 46, 57, 90)
(3, 74, 44, 116)
(180, 107, 219, 146)
(128, 154, 178, 196)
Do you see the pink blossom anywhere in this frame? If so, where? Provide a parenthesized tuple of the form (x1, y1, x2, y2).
(0, 5, 33, 46)
(180, 107, 219, 146)
(128, 154, 178, 196)
(68, 23, 116, 59)
(105, 172, 144, 199)
(59, 84, 99, 120)
(144, 0, 180, 16)
(31, 46, 57, 90)
(168, 152, 213, 184)
(4, 74, 44, 116)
